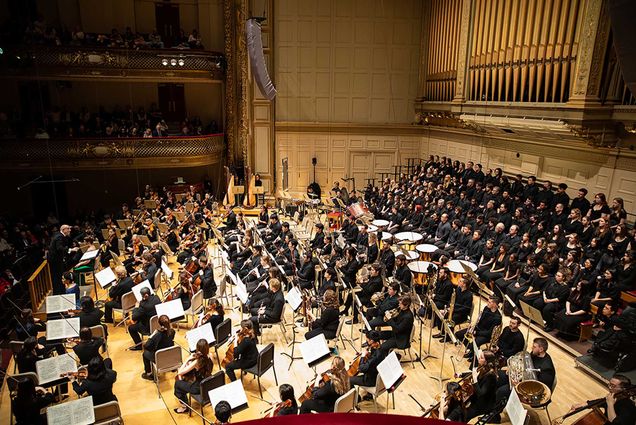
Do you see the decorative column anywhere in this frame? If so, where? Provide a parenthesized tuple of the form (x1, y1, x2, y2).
(568, 0, 611, 106)
(452, 0, 473, 104)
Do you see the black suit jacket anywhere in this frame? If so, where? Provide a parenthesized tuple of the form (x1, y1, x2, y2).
(264, 290, 285, 321)
(72, 368, 117, 405)
(358, 347, 386, 386)
(73, 337, 104, 365)
(132, 295, 162, 332)
(311, 307, 339, 335)
(109, 277, 135, 303)
(386, 309, 414, 348)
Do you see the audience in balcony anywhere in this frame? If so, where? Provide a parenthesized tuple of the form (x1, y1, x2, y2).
(17, 16, 205, 50)
(0, 103, 218, 140)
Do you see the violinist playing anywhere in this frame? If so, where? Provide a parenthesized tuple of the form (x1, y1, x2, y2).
(71, 356, 118, 406)
(100, 227, 119, 268)
(198, 256, 217, 301)
(104, 266, 135, 324)
(173, 339, 214, 414)
(172, 272, 193, 310)
(196, 298, 225, 330)
(72, 326, 107, 366)
(438, 381, 465, 422)
(141, 315, 175, 380)
(299, 356, 351, 414)
(305, 289, 340, 340)
(273, 384, 298, 416)
(568, 374, 636, 425)
(350, 330, 386, 394)
(225, 319, 258, 382)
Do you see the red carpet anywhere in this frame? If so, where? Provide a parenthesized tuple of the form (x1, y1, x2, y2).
(238, 413, 465, 425)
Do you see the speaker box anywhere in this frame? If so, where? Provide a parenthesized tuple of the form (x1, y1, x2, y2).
(245, 18, 277, 101)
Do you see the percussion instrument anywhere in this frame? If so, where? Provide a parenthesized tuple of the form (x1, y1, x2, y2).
(372, 219, 389, 231)
(394, 250, 419, 261)
(447, 259, 477, 285)
(515, 380, 551, 407)
(394, 231, 424, 250)
(366, 224, 378, 233)
(416, 243, 438, 261)
(408, 261, 435, 286)
(327, 211, 343, 230)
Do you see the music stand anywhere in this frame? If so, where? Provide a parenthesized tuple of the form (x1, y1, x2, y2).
(377, 351, 407, 413)
(430, 301, 457, 385)
(281, 286, 304, 369)
(299, 333, 332, 375)
(412, 294, 433, 364)
(520, 300, 545, 344)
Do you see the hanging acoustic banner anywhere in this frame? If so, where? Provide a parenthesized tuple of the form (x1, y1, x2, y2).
(245, 18, 277, 101)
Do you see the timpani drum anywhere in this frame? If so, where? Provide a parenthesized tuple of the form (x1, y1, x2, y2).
(415, 244, 438, 261)
(446, 259, 477, 286)
(372, 219, 389, 232)
(408, 261, 434, 287)
(380, 232, 393, 249)
(394, 232, 424, 251)
(394, 250, 419, 261)
(366, 224, 378, 233)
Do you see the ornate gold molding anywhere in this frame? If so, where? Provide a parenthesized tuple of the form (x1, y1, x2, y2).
(224, 0, 236, 164)
(452, 0, 472, 102)
(571, 0, 605, 101)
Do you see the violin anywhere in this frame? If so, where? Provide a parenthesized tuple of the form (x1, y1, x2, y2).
(347, 348, 373, 377)
(60, 368, 88, 380)
(298, 370, 332, 403)
(267, 399, 293, 418)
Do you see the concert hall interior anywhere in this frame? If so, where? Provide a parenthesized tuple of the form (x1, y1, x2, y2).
(1, 1, 636, 424)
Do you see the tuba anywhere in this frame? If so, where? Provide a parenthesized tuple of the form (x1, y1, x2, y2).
(507, 351, 537, 388)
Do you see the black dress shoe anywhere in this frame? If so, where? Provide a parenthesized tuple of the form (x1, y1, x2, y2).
(432, 333, 443, 339)
(141, 372, 153, 380)
(128, 345, 142, 351)
(362, 394, 374, 401)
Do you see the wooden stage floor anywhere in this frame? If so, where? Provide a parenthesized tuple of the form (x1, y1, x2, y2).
(1, 250, 608, 424)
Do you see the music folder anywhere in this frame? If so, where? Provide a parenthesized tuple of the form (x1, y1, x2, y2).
(155, 298, 185, 322)
(285, 286, 303, 312)
(186, 323, 216, 352)
(161, 259, 174, 279)
(79, 249, 99, 261)
(208, 380, 248, 412)
(377, 351, 406, 392)
(46, 294, 77, 314)
(46, 317, 80, 341)
(46, 395, 95, 425)
(132, 280, 154, 301)
(37, 353, 78, 386)
(300, 333, 331, 367)
(95, 267, 117, 289)
(505, 386, 528, 425)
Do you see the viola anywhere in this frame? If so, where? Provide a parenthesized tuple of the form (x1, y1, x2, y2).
(298, 370, 331, 403)
(267, 400, 293, 418)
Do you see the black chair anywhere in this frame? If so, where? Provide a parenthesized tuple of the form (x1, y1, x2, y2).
(241, 343, 278, 398)
(213, 318, 232, 369)
(189, 371, 226, 424)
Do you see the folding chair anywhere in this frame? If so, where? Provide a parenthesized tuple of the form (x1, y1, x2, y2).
(184, 290, 204, 326)
(93, 400, 123, 425)
(355, 373, 394, 413)
(261, 303, 288, 344)
(113, 291, 137, 332)
(9, 341, 24, 373)
(241, 343, 278, 398)
(213, 318, 232, 369)
(334, 388, 358, 412)
(326, 316, 346, 351)
(152, 345, 183, 396)
(89, 325, 109, 357)
(188, 371, 226, 423)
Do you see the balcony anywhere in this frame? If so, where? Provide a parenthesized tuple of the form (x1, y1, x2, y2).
(0, 134, 225, 170)
(0, 45, 225, 82)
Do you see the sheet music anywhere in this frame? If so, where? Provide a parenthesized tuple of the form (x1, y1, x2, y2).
(37, 353, 78, 385)
(186, 323, 216, 351)
(155, 298, 185, 320)
(46, 395, 95, 425)
(95, 267, 117, 288)
(132, 280, 154, 301)
(472, 366, 479, 384)
(235, 282, 248, 304)
(161, 260, 174, 279)
(46, 294, 77, 314)
(377, 351, 404, 390)
(285, 286, 303, 311)
(506, 387, 528, 425)
(46, 317, 80, 341)
(80, 249, 99, 261)
(361, 310, 372, 331)
(300, 333, 331, 365)
(208, 380, 248, 410)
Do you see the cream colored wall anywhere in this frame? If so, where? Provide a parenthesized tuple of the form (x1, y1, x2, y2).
(275, 127, 636, 216)
(274, 0, 422, 124)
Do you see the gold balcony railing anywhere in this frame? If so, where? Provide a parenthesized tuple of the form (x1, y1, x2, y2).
(0, 134, 225, 170)
(1, 45, 225, 81)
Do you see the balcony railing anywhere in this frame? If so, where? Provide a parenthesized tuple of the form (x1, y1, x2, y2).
(0, 134, 225, 169)
(1, 45, 225, 81)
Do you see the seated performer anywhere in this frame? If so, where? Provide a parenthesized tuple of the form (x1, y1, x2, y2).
(250, 278, 285, 336)
(173, 339, 214, 414)
(305, 289, 340, 340)
(554, 280, 593, 340)
(455, 296, 502, 359)
(429, 267, 454, 314)
(438, 381, 466, 422)
(128, 287, 161, 350)
(464, 350, 499, 421)
(492, 316, 525, 360)
(71, 356, 118, 405)
(393, 254, 412, 289)
(433, 277, 473, 338)
(568, 374, 636, 425)
(365, 282, 400, 328)
(532, 270, 570, 331)
(299, 356, 351, 414)
(198, 255, 217, 300)
(297, 251, 316, 290)
(225, 319, 259, 381)
(379, 294, 415, 355)
(196, 298, 225, 330)
(104, 266, 135, 323)
(73, 296, 104, 329)
(73, 326, 106, 365)
(350, 330, 386, 390)
(11, 376, 56, 425)
(275, 384, 299, 416)
(141, 315, 175, 380)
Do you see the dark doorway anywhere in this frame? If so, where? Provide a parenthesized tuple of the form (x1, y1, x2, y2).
(155, 2, 180, 47)
(158, 83, 186, 122)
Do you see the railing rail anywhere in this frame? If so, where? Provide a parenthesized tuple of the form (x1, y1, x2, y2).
(28, 260, 52, 312)
(0, 133, 225, 162)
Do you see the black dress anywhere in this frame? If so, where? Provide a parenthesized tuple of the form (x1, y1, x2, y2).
(299, 380, 342, 413)
(554, 293, 591, 339)
(305, 307, 339, 340)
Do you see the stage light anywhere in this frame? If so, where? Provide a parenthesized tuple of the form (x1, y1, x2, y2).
(170, 59, 177, 66)
(178, 59, 184, 66)
(161, 59, 168, 66)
